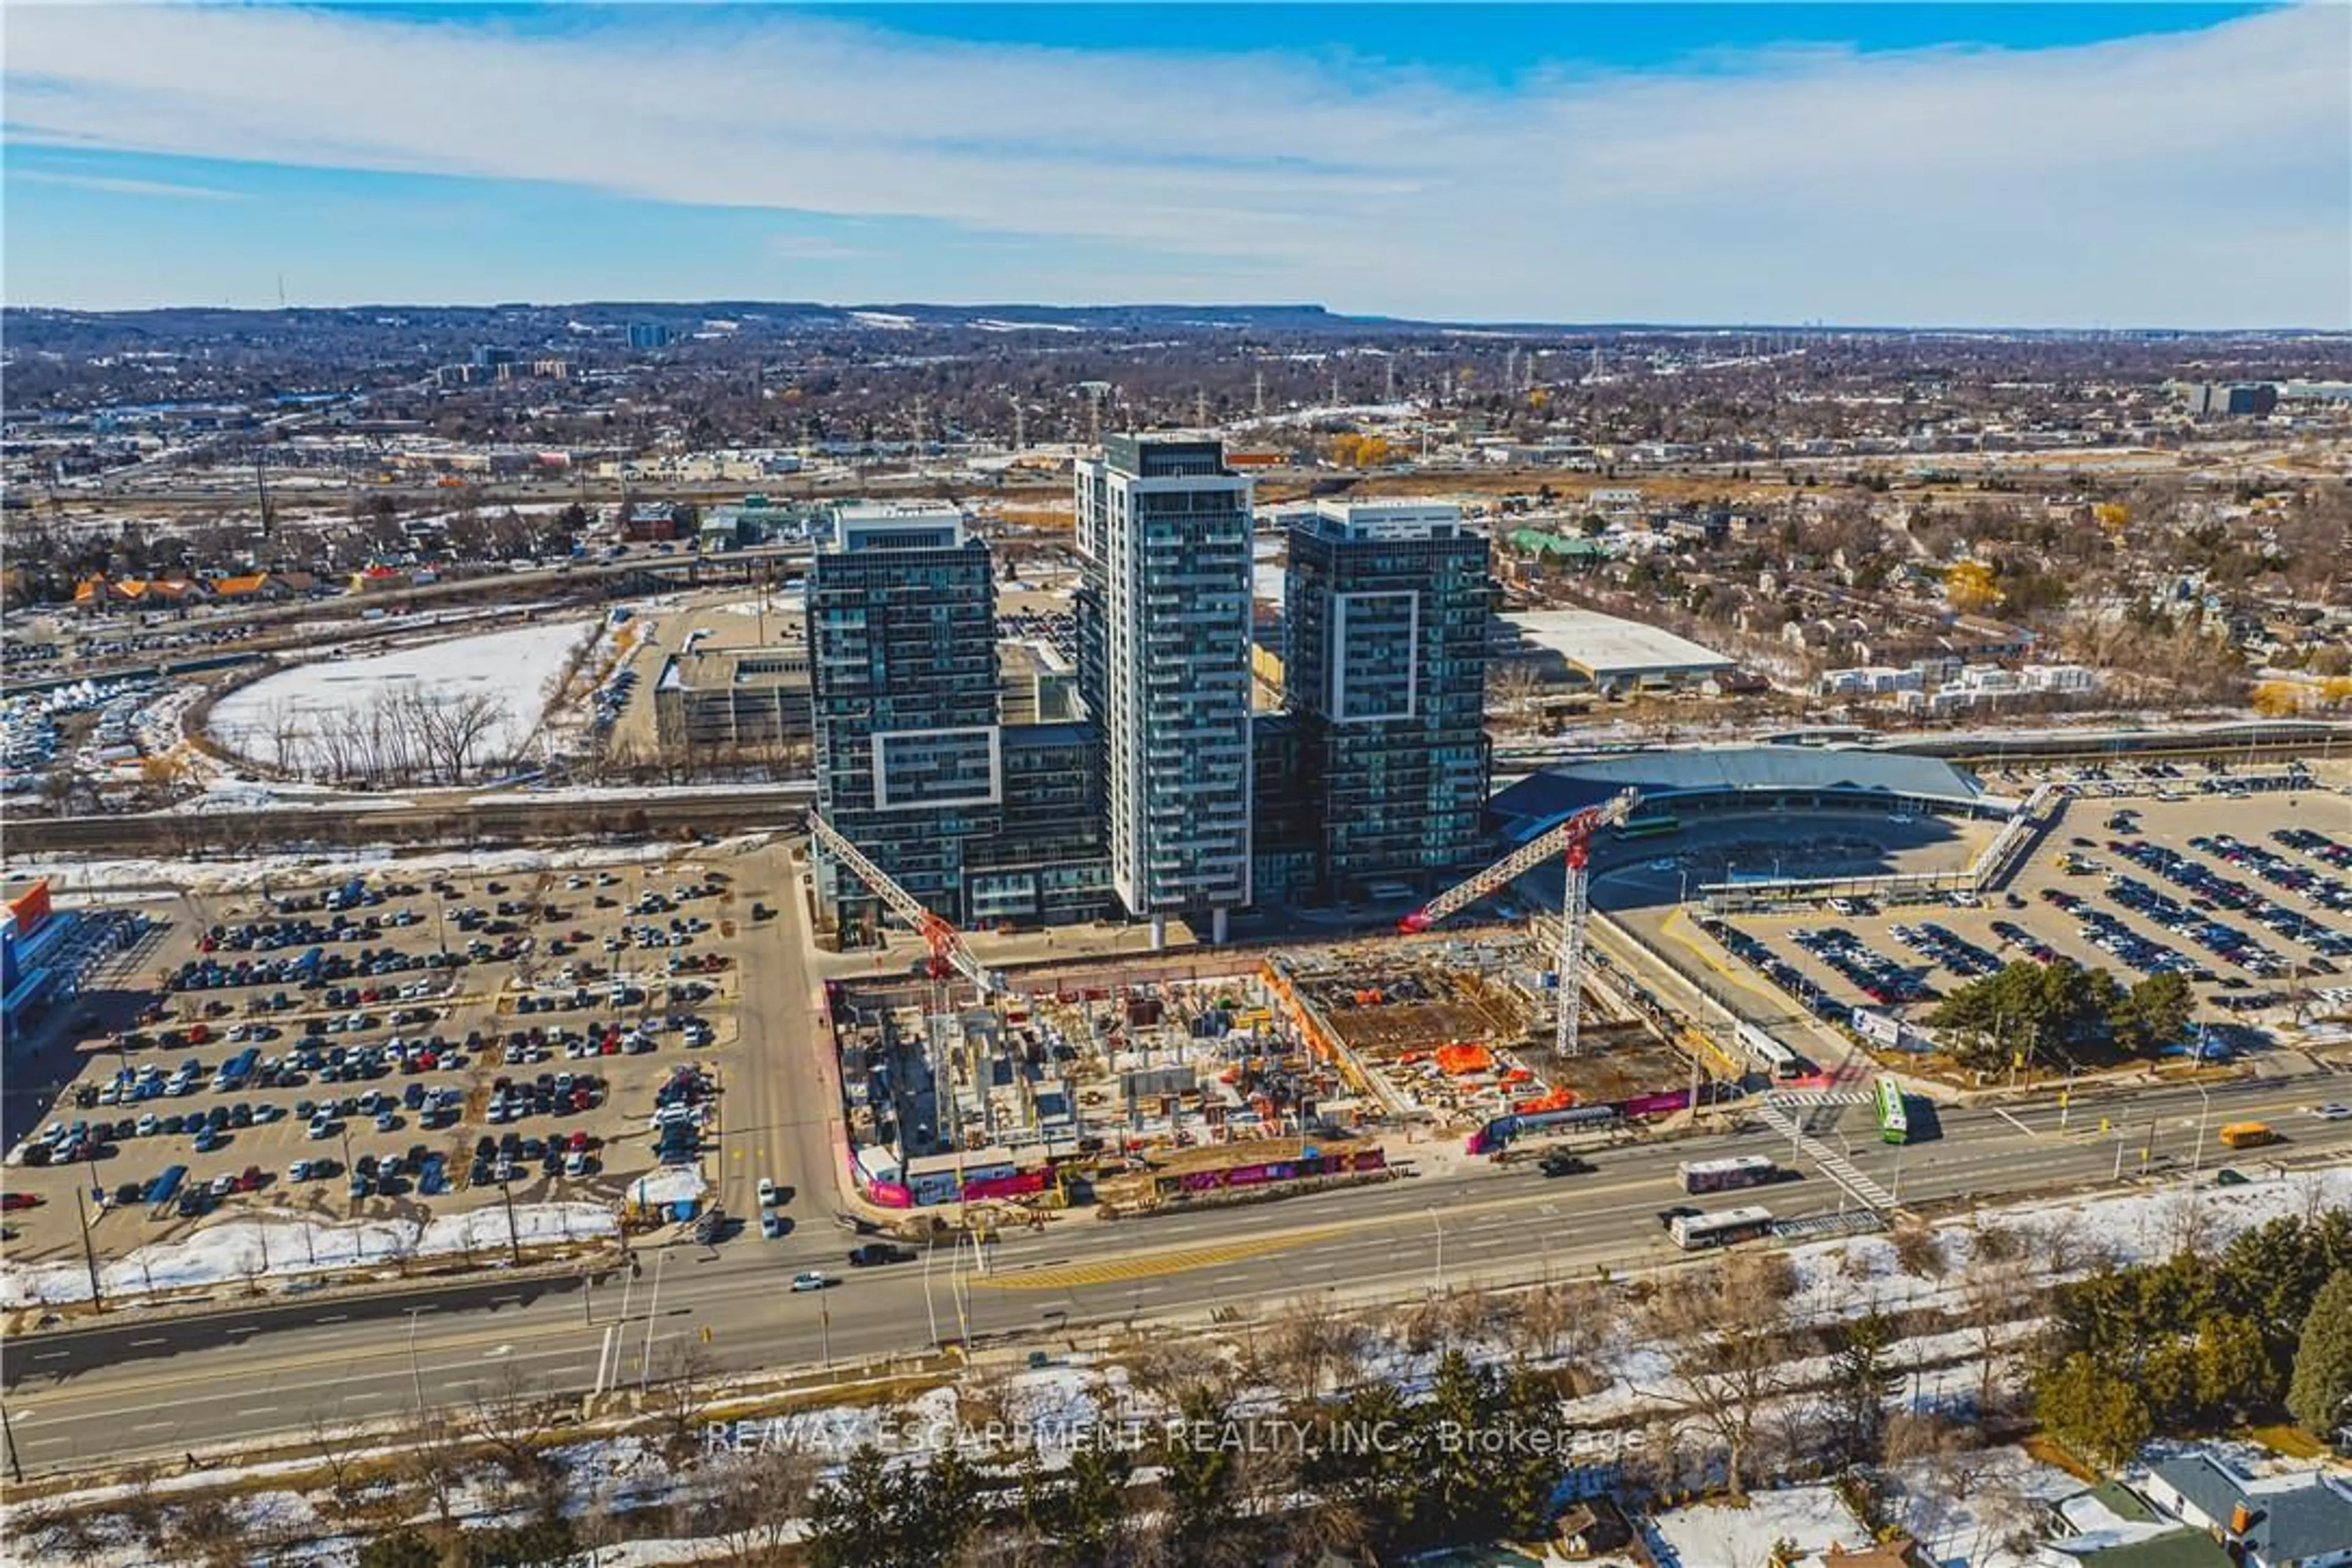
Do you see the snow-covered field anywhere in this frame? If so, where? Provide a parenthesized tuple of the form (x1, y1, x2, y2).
(208, 619, 597, 774)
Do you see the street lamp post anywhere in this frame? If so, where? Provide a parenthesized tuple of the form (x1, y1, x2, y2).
(638, 1247, 668, 1392)
(1427, 1207, 1446, 1297)
(921, 1240, 939, 1348)
(2192, 1084, 2212, 1178)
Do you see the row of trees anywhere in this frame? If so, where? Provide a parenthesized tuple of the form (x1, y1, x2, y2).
(225, 686, 522, 785)
(1928, 959, 2195, 1072)
(2033, 1211, 2352, 1467)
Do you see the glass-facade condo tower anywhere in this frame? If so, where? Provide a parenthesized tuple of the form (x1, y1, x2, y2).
(808, 501, 1001, 930)
(1074, 435, 1254, 943)
(1285, 499, 1490, 898)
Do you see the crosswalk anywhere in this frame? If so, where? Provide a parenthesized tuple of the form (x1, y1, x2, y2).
(1755, 1096, 1896, 1211)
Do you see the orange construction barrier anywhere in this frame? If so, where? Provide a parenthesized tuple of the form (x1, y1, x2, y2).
(1434, 1043, 1494, 1076)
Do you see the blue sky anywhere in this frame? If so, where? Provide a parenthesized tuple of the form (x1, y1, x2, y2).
(6, 4, 2347, 325)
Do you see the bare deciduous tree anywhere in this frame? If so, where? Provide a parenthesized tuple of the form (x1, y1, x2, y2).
(1637, 1251, 1806, 1498)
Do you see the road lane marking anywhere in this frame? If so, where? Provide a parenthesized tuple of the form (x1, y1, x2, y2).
(129, 1336, 167, 1347)
(974, 1227, 1349, 1291)
(1994, 1109, 2040, 1138)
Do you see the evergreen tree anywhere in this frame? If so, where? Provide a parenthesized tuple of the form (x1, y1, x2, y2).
(1158, 1387, 1238, 1551)
(1420, 1349, 1501, 1544)
(1828, 1308, 1904, 1464)
(1486, 1362, 1570, 1539)
(2288, 1269, 2352, 1450)
(1055, 1441, 1134, 1566)
(2190, 1313, 2276, 1422)
(2034, 1353, 2152, 1471)
(1303, 1381, 1424, 1550)
(805, 1445, 904, 1568)
(901, 1447, 981, 1568)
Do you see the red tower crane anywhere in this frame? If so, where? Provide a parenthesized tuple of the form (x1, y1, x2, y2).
(1396, 788, 1643, 1059)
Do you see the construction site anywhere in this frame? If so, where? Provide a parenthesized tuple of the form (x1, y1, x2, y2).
(814, 791, 1723, 1212)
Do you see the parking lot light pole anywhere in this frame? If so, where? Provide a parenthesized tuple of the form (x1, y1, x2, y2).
(500, 1176, 522, 1265)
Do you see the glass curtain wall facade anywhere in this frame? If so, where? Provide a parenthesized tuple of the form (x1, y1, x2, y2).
(1286, 500, 1491, 898)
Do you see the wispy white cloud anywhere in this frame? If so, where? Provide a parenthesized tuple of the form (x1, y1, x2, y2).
(4, 6, 2345, 323)
(768, 235, 884, 263)
(10, 167, 248, 202)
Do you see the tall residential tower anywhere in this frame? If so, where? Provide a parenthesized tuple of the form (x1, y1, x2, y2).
(1285, 499, 1491, 898)
(1074, 435, 1256, 943)
(807, 501, 1001, 933)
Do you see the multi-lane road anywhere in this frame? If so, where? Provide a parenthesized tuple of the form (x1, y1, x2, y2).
(7, 1066, 2348, 1476)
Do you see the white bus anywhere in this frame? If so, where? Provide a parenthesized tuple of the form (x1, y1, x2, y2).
(1733, 1021, 1807, 1081)
(1668, 1205, 1776, 1251)
(1678, 1155, 1779, 1196)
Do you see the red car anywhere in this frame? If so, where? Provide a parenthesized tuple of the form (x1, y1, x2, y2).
(0, 1193, 42, 1212)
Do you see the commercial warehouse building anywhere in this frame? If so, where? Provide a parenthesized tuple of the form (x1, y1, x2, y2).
(1502, 608, 1733, 695)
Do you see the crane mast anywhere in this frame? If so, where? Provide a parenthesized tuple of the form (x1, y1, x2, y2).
(1396, 788, 1642, 1059)
(806, 809, 1012, 1159)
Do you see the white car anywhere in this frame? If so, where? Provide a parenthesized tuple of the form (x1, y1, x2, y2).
(758, 1177, 779, 1207)
(790, 1271, 831, 1292)
(2309, 1102, 2352, 1121)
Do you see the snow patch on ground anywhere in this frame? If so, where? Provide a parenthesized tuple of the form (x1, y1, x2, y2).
(1647, 1482, 1868, 1568)
(1784, 1165, 2352, 1325)
(13, 834, 771, 898)
(1890, 1442, 2086, 1568)
(208, 618, 597, 774)
(1, 1204, 615, 1308)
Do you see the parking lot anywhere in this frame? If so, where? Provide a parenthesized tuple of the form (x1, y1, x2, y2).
(2, 848, 784, 1281)
(1695, 764, 2352, 1049)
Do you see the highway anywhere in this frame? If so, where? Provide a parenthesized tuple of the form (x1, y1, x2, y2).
(6, 1071, 2348, 1476)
